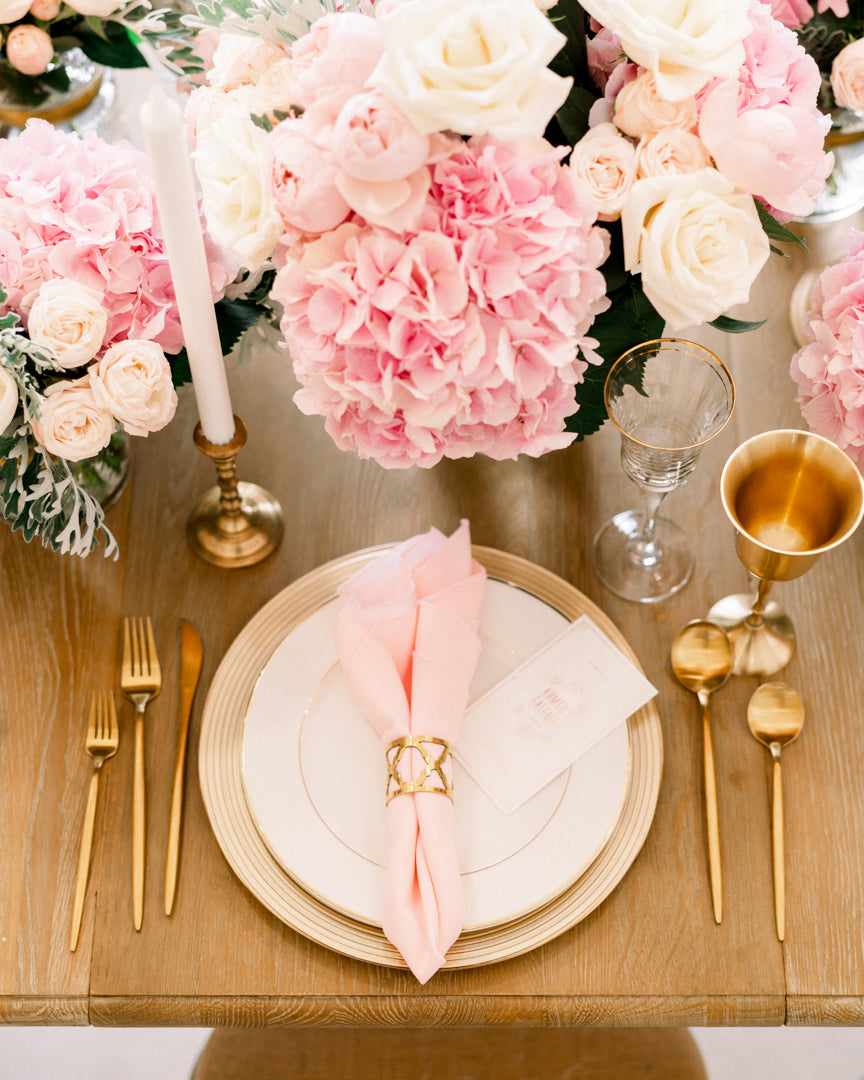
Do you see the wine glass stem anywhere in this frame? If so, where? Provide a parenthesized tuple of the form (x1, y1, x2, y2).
(629, 490, 667, 567)
(747, 577, 774, 628)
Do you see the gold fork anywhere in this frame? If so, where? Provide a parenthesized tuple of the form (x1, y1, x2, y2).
(120, 617, 162, 931)
(70, 692, 119, 952)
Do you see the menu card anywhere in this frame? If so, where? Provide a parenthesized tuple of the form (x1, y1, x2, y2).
(456, 616, 657, 814)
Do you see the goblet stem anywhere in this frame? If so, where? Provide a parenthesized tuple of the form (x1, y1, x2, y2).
(747, 577, 775, 629)
(628, 490, 667, 567)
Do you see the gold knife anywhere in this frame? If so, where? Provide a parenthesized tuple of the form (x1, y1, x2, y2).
(164, 619, 203, 916)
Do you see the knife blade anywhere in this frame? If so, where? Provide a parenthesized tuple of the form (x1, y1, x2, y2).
(164, 618, 203, 916)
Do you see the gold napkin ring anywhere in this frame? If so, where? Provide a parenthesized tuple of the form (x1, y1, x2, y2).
(385, 735, 453, 805)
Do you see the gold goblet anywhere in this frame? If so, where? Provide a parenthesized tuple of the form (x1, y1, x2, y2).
(708, 429, 864, 677)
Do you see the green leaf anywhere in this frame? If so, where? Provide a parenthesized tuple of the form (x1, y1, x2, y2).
(755, 200, 808, 250)
(77, 25, 147, 68)
(565, 277, 664, 440)
(709, 315, 767, 334)
(553, 86, 596, 148)
(169, 348, 192, 388)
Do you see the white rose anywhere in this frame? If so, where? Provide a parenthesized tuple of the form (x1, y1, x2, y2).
(0, 365, 19, 433)
(193, 99, 284, 270)
(369, 0, 573, 140)
(31, 377, 115, 462)
(621, 168, 771, 329)
(208, 33, 290, 92)
(89, 340, 178, 437)
(27, 278, 108, 369)
(636, 128, 711, 179)
(0, 0, 32, 22)
(569, 122, 637, 221)
(63, 0, 123, 14)
(579, 0, 752, 102)
(613, 71, 698, 138)
(831, 39, 864, 112)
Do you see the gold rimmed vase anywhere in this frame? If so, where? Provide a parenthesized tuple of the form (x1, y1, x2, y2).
(708, 429, 864, 677)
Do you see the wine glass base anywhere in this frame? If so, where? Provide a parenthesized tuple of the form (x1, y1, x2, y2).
(706, 593, 796, 677)
(592, 510, 693, 603)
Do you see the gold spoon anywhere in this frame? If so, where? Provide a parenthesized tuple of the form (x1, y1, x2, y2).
(747, 682, 805, 942)
(671, 620, 733, 925)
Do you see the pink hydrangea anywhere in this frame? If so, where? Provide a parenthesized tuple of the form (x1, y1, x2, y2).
(273, 137, 610, 468)
(0, 120, 232, 355)
(767, 0, 814, 29)
(790, 228, 864, 470)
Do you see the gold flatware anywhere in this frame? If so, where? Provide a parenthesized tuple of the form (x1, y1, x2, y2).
(70, 692, 119, 952)
(747, 682, 805, 942)
(121, 617, 162, 932)
(164, 619, 203, 916)
(671, 620, 732, 925)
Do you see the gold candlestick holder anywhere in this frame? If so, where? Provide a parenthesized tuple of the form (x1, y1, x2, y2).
(187, 416, 283, 568)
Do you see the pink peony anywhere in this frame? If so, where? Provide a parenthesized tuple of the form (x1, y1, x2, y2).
(290, 12, 384, 111)
(0, 120, 232, 356)
(790, 229, 864, 469)
(698, 4, 831, 217)
(268, 117, 351, 234)
(332, 91, 430, 184)
(273, 136, 610, 468)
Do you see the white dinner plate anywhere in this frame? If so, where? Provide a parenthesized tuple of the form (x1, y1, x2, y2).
(241, 578, 632, 930)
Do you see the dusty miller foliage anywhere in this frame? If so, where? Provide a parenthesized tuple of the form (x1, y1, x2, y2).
(183, 0, 365, 46)
(0, 302, 118, 559)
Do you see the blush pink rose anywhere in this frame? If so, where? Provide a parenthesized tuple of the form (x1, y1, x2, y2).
(6, 25, 53, 75)
(568, 122, 637, 221)
(636, 128, 711, 178)
(832, 39, 864, 112)
(269, 117, 351, 234)
(332, 90, 430, 183)
(29, 0, 61, 18)
(613, 71, 698, 139)
(31, 377, 115, 462)
(88, 339, 177, 436)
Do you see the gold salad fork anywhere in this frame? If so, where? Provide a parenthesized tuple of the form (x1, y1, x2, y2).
(121, 617, 161, 931)
(70, 692, 119, 952)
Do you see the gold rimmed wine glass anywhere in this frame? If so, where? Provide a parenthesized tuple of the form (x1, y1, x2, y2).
(708, 429, 864, 677)
(592, 339, 735, 603)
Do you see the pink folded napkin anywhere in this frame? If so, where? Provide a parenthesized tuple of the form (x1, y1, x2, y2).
(335, 520, 486, 983)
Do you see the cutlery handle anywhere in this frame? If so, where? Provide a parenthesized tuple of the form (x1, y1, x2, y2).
(133, 711, 145, 932)
(702, 701, 722, 924)
(772, 757, 785, 942)
(164, 745, 186, 916)
(70, 768, 100, 951)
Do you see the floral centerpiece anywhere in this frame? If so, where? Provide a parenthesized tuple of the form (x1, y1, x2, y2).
(0, 119, 238, 555)
(181, 0, 831, 470)
(790, 227, 864, 470)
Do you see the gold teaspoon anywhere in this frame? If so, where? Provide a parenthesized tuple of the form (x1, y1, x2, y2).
(671, 620, 733, 925)
(747, 682, 805, 942)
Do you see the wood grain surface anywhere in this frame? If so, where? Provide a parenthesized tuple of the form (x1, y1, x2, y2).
(2, 208, 863, 1028)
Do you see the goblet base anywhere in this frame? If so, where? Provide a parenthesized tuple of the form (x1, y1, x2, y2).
(706, 593, 796, 677)
(592, 510, 693, 603)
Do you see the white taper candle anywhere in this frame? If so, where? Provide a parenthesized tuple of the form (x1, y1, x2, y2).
(140, 87, 236, 446)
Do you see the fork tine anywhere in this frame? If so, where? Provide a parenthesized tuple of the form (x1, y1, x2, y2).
(107, 693, 118, 744)
(122, 618, 132, 677)
(132, 617, 142, 675)
(87, 694, 97, 743)
(145, 617, 159, 677)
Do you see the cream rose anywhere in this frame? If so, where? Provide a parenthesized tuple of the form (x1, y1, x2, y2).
(369, 0, 572, 140)
(29, 0, 61, 18)
(579, 0, 752, 102)
(31, 377, 115, 462)
(193, 100, 283, 270)
(0, 0, 31, 23)
(27, 279, 108, 369)
(832, 39, 864, 112)
(568, 122, 637, 221)
(63, 0, 123, 14)
(613, 71, 698, 139)
(621, 168, 771, 329)
(636, 128, 711, 178)
(0, 365, 19, 433)
(89, 340, 177, 437)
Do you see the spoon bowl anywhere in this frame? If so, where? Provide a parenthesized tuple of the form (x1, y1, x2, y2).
(747, 682, 805, 942)
(671, 620, 733, 924)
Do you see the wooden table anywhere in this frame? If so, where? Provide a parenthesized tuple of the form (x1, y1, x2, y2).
(2, 215, 863, 1031)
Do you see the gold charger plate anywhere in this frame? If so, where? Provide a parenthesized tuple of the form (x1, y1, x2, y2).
(198, 545, 663, 971)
